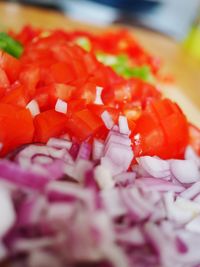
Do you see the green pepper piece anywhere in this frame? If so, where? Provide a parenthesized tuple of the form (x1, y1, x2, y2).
(0, 32, 23, 58)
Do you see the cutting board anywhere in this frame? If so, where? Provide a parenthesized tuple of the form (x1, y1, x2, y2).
(0, 2, 200, 126)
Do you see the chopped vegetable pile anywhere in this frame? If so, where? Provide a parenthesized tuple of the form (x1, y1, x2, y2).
(0, 26, 200, 267)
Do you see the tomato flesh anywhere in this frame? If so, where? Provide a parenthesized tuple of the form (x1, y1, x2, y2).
(133, 99, 189, 159)
(0, 103, 34, 156)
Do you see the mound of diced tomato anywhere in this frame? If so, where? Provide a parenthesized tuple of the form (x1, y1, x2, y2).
(0, 26, 195, 158)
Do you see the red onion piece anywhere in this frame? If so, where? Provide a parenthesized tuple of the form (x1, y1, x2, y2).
(170, 159, 200, 184)
(0, 159, 63, 190)
(76, 142, 91, 161)
(47, 137, 72, 150)
(137, 156, 170, 179)
(0, 186, 15, 239)
(135, 177, 184, 193)
(180, 181, 200, 200)
(92, 139, 104, 161)
(101, 111, 114, 129)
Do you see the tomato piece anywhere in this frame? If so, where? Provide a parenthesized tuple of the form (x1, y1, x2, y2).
(70, 58, 88, 87)
(114, 81, 132, 103)
(19, 66, 40, 98)
(121, 103, 141, 132)
(0, 87, 6, 99)
(74, 82, 96, 104)
(34, 110, 67, 143)
(35, 84, 75, 111)
(87, 104, 119, 123)
(189, 123, 200, 155)
(129, 78, 161, 108)
(0, 103, 34, 156)
(75, 109, 103, 132)
(121, 102, 142, 121)
(66, 116, 93, 142)
(66, 108, 104, 141)
(0, 67, 10, 88)
(1, 86, 27, 107)
(83, 52, 99, 74)
(14, 25, 41, 45)
(67, 99, 86, 115)
(0, 50, 21, 83)
(50, 62, 76, 84)
(133, 99, 189, 159)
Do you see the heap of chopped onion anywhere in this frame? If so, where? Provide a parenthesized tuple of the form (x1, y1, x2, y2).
(0, 123, 200, 267)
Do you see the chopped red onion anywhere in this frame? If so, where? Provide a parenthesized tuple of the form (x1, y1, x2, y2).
(55, 98, 68, 114)
(180, 181, 200, 200)
(118, 115, 130, 135)
(76, 142, 91, 161)
(0, 242, 7, 261)
(0, 186, 15, 238)
(28, 250, 63, 267)
(170, 159, 200, 184)
(26, 99, 40, 117)
(137, 156, 170, 179)
(92, 138, 104, 161)
(0, 132, 200, 267)
(47, 137, 72, 150)
(185, 146, 200, 168)
(101, 111, 114, 129)
(116, 226, 145, 246)
(94, 86, 104, 105)
(135, 177, 184, 193)
(185, 215, 200, 234)
(102, 143, 133, 174)
(94, 165, 114, 189)
(113, 171, 136, 186)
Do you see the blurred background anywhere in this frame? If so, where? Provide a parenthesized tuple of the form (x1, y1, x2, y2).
(5, 0, 200, 40)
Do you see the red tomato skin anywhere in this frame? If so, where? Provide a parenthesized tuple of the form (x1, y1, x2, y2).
(0, 104, 34, 156)
(34, 110, 67, 143)
(0, 86, 28, 108)
(50, 62, 76, 84)
(0, 51, 21, 83)
(133, 99, 189, 159)
(0, 67, 10, 88)
(66, 108, 104, 142)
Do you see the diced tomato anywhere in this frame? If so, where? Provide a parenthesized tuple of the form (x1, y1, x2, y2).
(0, 50, 21, 83)
(75, 109, 103, 133)
(87, 104, 119, 123)
(1, 86, 27, 107)
(189, 123, 200, 155)
(66, 116, 94, 142)
(129, 78, 161, 108)
(83, 52, 99, 74)
(0, 26, 194, 159)
(0, 67, 10, 88)
(35, 84, 75, 111)
(0, 87, 6, 99)
(0, 103, 34, 156)
(67, 99, 86, 115)
(133, 99, 189, 159)
(50, 62, 76, 84)
(13, 25, 41, 45)
(114, 81, 132, 103)
(19, 66, 40, 98)
(74, 82, 96, 104)
(34, 110, 67, 143)
(66, 109, 104, 141)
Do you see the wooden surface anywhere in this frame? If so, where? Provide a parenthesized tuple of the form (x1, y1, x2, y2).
(0, 2, 200, 126)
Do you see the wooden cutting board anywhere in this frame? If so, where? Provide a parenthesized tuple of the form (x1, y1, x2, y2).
(0, 2, 200, 126)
